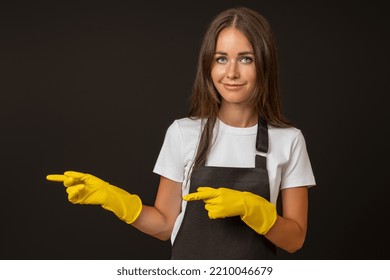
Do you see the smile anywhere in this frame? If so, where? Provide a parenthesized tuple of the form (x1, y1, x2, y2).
(222, 83, 245, 89)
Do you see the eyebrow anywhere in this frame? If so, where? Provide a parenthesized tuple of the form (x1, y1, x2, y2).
(214, 51, 254, 55)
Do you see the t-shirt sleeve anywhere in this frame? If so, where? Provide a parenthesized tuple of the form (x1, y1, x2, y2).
(153, 120, 185, 183)
(280, 131, 316, 189)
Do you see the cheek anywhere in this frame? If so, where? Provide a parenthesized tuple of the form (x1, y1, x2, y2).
(211, 67, 222, 84)
(244, 68, 257, 84)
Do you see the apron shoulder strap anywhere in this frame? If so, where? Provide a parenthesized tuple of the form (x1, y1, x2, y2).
(256, 117, 268, 153)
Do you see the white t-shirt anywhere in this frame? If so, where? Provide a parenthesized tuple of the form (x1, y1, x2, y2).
(153, 117, 316, 243)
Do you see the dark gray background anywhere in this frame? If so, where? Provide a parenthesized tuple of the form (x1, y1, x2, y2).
(1, 0, 389, 259)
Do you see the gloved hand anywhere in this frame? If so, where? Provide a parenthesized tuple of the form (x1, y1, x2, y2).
(184, 187, 277, 235)
(46, 171, 142, 224)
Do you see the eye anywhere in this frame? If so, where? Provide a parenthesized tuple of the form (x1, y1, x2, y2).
(216, 56, 228, 64)
(239, 56, 253, 64)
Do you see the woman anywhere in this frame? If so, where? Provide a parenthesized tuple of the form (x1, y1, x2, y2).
(47, 7, 316, 259)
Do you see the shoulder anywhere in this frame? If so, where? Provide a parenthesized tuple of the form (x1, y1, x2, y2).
(168, 117, 203, 138)
(161, 117, 203, 152)
(173, 117, 203, 130)
(268, 125, 302, 142)
(267, 125, 308, 154)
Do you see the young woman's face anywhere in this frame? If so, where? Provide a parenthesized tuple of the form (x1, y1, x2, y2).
(211, 27, 256, 107)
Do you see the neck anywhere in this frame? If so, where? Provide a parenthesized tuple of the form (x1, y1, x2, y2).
(218, 103, 257, 127)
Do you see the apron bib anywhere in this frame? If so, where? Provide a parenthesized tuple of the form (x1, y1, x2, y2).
(171, 118, 276, 259)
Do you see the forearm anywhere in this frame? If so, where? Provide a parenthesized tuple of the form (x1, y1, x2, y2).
(264, 215, 306, 253)
(131, 205, 173, 241)
(130, 177, 182, 241)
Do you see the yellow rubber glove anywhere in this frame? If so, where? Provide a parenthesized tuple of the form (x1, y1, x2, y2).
(46, 171, 142, 224)
(184, 187, 277, 235)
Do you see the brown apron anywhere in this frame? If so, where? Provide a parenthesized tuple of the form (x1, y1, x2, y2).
(171, 118, 276, 259)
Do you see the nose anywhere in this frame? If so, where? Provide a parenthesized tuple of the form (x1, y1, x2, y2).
(226, 61, 240, 79)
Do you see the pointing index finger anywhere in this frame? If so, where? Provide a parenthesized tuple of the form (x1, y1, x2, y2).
(64, 171, 87, 179)
(46, 174, 67, 182)
(183, 187, 218, 201)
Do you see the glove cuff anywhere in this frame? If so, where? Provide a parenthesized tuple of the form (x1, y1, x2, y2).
(241, 193, 277, 235)
(102, 185, 143, 224)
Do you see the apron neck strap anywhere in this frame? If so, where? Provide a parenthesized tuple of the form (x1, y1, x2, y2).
(256, 117, 268, 153)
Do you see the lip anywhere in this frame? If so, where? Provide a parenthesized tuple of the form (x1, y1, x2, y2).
(222, 83, 245, 89)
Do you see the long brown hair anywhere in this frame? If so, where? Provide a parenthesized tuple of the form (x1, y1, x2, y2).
(188, 7, 291, 167)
